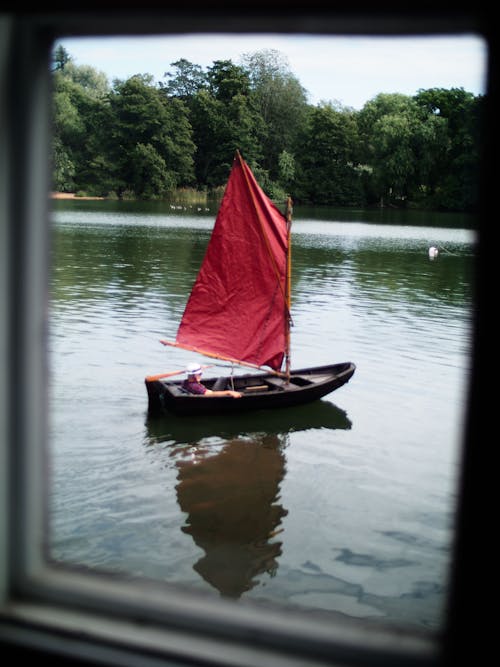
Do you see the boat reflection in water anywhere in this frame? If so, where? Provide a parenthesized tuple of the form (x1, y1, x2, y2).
(176, 434, 287, 598)
(146, 399, 352, 443)
(146, 400, 352, 598)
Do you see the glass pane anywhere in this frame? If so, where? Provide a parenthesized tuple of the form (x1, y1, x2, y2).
(48, 32, 486, 635)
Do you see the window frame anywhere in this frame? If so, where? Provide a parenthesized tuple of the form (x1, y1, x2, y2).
(0, 8, 490, 667)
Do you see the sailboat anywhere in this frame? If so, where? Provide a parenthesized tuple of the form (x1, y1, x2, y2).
(145, 151, 355, 416)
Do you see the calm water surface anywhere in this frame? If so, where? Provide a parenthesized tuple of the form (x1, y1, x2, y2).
(48, 200, 475, 631)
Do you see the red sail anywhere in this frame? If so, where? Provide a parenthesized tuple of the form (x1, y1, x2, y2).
(175, 153, 289, 371)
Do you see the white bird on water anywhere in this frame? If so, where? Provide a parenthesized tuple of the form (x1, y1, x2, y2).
(428, 246, 439, 259)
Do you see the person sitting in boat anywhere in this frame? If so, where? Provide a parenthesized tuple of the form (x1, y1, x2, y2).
(182, 363, 242, 398)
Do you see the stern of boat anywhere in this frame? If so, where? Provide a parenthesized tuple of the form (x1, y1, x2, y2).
(145, 378, 165, 416)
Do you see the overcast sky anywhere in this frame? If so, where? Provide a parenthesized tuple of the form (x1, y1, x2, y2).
(57, 33, 488, 110)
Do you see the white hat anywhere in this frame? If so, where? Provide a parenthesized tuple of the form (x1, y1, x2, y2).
(186, 363, 202, 375)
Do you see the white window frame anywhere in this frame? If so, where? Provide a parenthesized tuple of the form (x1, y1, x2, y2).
(0, 8, 488, 667)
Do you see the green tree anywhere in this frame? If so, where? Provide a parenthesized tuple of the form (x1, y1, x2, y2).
(294, 102, 362, 205)
(358, 93, 448, 207)
(207, 60, 251, 101)
(51, 49, 482, 212)
(189, 62, 264, 188)
(242, 49, 308, 179)
(278, 150, 295, 191)
(109, 75, 195, 197)
(130, 143, 174, 198)
(52, 135, 75, 192)
(52, 63, 110, 194)
(61, 61, 109, 99)
(189, 89, 223, 186)
(52, 44, 71, 71)
(414, 87, 483, 210)
(161, 58, 207, 99)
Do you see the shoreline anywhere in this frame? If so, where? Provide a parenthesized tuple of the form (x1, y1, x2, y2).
(51, 192, 105, 201)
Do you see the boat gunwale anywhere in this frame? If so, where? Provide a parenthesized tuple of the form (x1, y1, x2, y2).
(145, 362, 355, 417)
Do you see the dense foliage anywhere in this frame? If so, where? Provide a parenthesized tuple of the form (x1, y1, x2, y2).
(52, 46, 483, 211)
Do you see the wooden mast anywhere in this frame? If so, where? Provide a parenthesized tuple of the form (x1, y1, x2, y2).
(285, 196, 293, 381)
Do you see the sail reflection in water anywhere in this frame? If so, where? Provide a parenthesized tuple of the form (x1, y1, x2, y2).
(147, 402, 352, 598)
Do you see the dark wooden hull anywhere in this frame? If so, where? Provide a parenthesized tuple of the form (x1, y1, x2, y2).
(145, 362, 355, 417)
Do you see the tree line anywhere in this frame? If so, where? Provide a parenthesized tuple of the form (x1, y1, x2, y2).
(52, 45, 483, 211)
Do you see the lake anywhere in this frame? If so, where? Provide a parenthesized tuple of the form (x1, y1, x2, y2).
(48, 199, 475, 633)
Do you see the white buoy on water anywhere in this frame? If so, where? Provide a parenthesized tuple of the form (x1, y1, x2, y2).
(428, 246, 439, 259)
